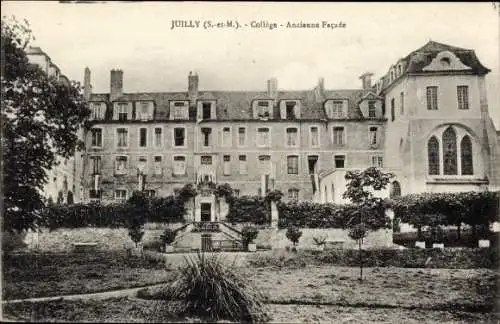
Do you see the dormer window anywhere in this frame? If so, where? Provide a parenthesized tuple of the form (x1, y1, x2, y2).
(440, 57, 451, 67)
(202, 102, 211, 119)
(90, 102, 105, 120)
(171, 101, 189, 120)
(258, 101, 270, 118)
(330, 100, 346, 119)
(368, 101, 376, 118)
(286, 101, 296, 120)
(137, 101, 152, 121)
(117, 103, 128, 121)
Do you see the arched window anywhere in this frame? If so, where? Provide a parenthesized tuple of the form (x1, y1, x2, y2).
(390, 181, 401, 198)
(428, 136, 440, 175)
(461, 135, 473, 175)
(442, 126, 457, 175)
(330, 184, 335, 203)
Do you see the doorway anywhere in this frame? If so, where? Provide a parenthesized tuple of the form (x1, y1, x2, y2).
(201, 203, 211, 222)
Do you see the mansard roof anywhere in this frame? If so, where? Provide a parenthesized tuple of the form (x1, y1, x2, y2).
(88, 88, 374, 121)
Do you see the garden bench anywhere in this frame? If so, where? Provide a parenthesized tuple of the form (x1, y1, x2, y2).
(73, 242, 98, 253)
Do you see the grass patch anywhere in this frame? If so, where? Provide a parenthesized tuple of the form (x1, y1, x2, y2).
(138, 252, 269, 323)
(2, 251, 174, 300)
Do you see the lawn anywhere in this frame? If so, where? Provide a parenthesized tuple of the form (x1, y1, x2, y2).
(2, 251, 499, 322)
(2, 251, 173, 300)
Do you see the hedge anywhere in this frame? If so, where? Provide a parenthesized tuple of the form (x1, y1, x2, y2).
(226, 195, 270, 224)
(392, 191, 500, 229)
(277, 199, 391, 230)
(40, 195, 186, 230)
(247, 247, 500, 269)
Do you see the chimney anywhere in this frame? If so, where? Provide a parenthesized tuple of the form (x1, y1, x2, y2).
(188, 71, 199, 102)
(359, 72, 374, 90)
(83, 67, 92, 101)
(267, 78, 278, 98)
(314, 77, 325, 103)
(110, 69, 123, 101)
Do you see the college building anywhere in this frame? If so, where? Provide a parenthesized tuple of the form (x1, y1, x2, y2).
(81, 41, 500, 221)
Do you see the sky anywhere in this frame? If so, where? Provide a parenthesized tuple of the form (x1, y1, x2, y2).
(3, 1, 500, 128)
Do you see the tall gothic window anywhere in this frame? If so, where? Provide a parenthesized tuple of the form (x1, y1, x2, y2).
(428, 136, 440, 175)
(390, 181, 401, 198)
(461, 135, 473, 175)
(442, 127, 457, 175)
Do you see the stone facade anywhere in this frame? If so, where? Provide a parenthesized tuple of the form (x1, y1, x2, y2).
(25, 47, 83, 204)
(82, 41, 499, 216)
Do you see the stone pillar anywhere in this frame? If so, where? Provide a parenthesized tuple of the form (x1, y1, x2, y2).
(384, 207, 395, 248)
(271, 201, 279, 229)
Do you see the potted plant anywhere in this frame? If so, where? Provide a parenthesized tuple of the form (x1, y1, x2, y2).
(242, 225, 259, 252)
(312, 235, 327, 251)
(431, 225, 445, 249)
(286, 225, 302, 252)
(160, 228, 177, 253)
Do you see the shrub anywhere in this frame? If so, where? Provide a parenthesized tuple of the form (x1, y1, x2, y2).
(160, 228, 177, 245)
(226, 196, 270, 224)
(286, 226, 302, 246)
(145, 252, 269, 323)
(312, 235, 327, 246)
(241, 225, 259, 248)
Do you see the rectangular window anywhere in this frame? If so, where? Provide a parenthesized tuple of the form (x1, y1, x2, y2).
(154, 156, 162, 176)
(201, 127, 211, 147)
(200, 156, 213, 165)
(144, 190, 156, 198)
(173, 156, 186, 175)
(238, 127, 246, 146)
(257, 101, 270, 117)
(334, 155, 345, 169)
(287, 156, 299, 175)
(173, 102, 187, 119)
(222, 127, 231, 147)
(286, 128, 298, 146)
(202, 102, 211, 119)
(333, 127, 345, 146)
(310, 126, 319, 147)
(332, 101, 345, 118)
(114, 190, 127, 202)
(285, 101, 296, 119)
(115, 156, 128, 174)
(400, 92, 404, 114)
(91, 128, 102, 147)
(257, 127, 270, 147)
(90, 156, 101, 175)
(258, 155, 271, 174)
(391, 98, 395, 122)
(154, 128, 162, 147)
(369, 127, 378, 145)
(139, 128, 147, 147)
(308, 155, 318, 174)
(118, 103, 128, 121)
(239, 155, 247, 175)
(457, 85, 469, 110)
(371, 155, 384, 168)
(426, 86, 438, 110)
(174, 128, 185, 147)
(91, 103, 103, 120)
(368, 101, 376, 118)
(116, 128, 128, 147)
(223, 155, 231, 175)
(288, 189, 299, 201)
(139, 102, 149, 120)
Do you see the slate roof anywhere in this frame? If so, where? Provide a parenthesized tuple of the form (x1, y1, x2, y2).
(377, 41, 490, 93)
(89, 87, 375, 121)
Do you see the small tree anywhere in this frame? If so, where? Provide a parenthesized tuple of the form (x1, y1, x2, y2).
(343, 167, 394, 282)
(286, 225, 302, 248)
(126, 191, 148, 248)
(241, 225, 259, 249)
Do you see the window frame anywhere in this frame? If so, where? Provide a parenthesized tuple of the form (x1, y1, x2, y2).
(117, 102, 128, 121)
(139, 127, 148, 148)
(287, 155, 299, 175)
(256, 126, 271, 147)
(332, 125, 346, 146)
(173, 126, 187, 148)
(239, 155, 248, 175)
(334, 154, 346, 169)
(173, 155, 187, 176)
(154, 127, 163, 148)
(89, 155, 102, 175)
(285, 127, 299, 147)
(90, 127, 103, 148)
(368, 101, 377, 118)
(223, 154, 231, 176)
(309, 125, 320, 148)
(114, 155, 129, 175)
(368, 126, 379, 146)
(426, 86, 438, 110)
(237, 126, 247, 147)
(114, 189, 127, 202)
(153, 155, 163, 176)
(115, 127, 129, 149)
(457, 85, 469, 110)
(288, 188, 299, 201)
(221, 126, 232, 148)
(370, 155, 384, 168)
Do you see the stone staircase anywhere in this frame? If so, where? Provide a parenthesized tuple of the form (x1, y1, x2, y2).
(171, 222, 244, 252)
